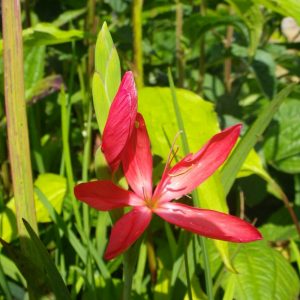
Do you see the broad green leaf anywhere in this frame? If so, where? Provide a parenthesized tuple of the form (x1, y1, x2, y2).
(0, 174, 66, 242)
(259, 224, 298, 241)
(93, 22, 121, 134)
(221, 84, 296, 194)
(184, 13, 243, 42)
(264, 98, 300, 173)
(222, 241, 300, 300)
(254, 0, 300, 25)
(139, 87, 219, 158)
(139, 87, 230, 270)
(227, 0, 264, 56)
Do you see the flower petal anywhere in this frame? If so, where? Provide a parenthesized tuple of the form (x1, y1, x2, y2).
(101, 71, 137, 172)
(155, 202, 262, 242)
(104, 206, 152, 260)
(122, 113, 153, 199)
(154, 124, 241, 203)
(74, 180, 143, 211)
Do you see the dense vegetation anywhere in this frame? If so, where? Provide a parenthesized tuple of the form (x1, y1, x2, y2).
(0, 0, 300, 299)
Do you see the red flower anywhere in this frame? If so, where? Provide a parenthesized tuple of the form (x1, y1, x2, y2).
(101, 71, 137, 172)
(75, 114, 262, 260)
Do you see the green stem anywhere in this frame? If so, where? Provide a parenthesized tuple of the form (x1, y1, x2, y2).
(175, 0, 184, 87)
(2, 0, 38, 245)
(123, 241, 141, 300)
(198, 1, 206, 94)
(183, 233, 193, 300)
(60, 88, 83, 233)
(199, 237, 213, 300)
(132, 0, 144, 88)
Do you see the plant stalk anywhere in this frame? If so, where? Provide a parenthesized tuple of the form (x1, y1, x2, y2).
(132, 0, 144, 88)
(2, 0, 38, 245)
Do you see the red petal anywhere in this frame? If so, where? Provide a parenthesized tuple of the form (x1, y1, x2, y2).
(122, 113, 153, 199)
(74, 180, 143, 210)
(104, 206, 152, 260)
(155, 202, 262, 242)
(101, 71, 137, 172)
(154, 124, 241, 203)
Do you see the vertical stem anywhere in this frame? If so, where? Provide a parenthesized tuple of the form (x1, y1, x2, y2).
(2, 0, 38, 244)
(168, 68, 213, 300)
(294, 174, 300, 206)
(183, 233, 193, 300)
(123, 240, 141, 300)
(224, 10, 234, 93)
(176, 0, 184, 88)
(132, 0, 144, 89)
(198, 237, 213, 300)
(198, 1, 206, 94)
(60, 88, 83, 233)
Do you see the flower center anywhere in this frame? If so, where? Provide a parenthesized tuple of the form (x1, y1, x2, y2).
(144, 197, 157, 210)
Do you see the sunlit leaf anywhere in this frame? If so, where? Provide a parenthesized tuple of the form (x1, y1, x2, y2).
(222, 241, 300, 299)
(93, 22, 121, 134)
(0, 174, 66, 242)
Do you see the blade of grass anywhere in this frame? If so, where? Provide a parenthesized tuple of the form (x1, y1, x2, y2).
(60, 88, 83, 233)
(168, 68, 213, 300)
(35, 187, 111, 279)
(221, 83, 297, 194)
(23, 219, 71, 299)
(1, 0, 38, 250)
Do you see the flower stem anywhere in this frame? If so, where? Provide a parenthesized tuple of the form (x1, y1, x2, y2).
(183, 233, 193, 300)
(199, 236, 213, 300)
(123, 240, 141, 300)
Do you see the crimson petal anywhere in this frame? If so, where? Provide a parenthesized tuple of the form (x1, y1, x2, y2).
(155, 202, 262, 242)
(74, 180, 143, 211)
(122, 113, 153, 199)
(104, 206, 152, 260)
(154, 124, 241, 203)
(101, 71, 137, 172)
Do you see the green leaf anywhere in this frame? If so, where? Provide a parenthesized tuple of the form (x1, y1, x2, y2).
(222, 241, 300, 300)
(93, 22, 121, 134)
(227, 0, 264, 56)
(252, 49, 277, 99)
(24, 46, 45, 90)
(52, 8, 86, 27)
(264, 98, 300, 173)
(221, 84, 296, 194)
(139, 87, 232, 270)
(0, 173, 67, 242)
(23, 219, 71, 299)
(0, 23, 83, 54)
(254, 0, 300, 25)
(259, 223, 298, 241)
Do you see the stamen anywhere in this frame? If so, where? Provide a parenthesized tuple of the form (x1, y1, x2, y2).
(168, 164, 194, 177)
(163, 130, 183, 172)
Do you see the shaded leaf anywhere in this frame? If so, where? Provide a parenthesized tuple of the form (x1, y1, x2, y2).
(264, 98, 300, 173)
